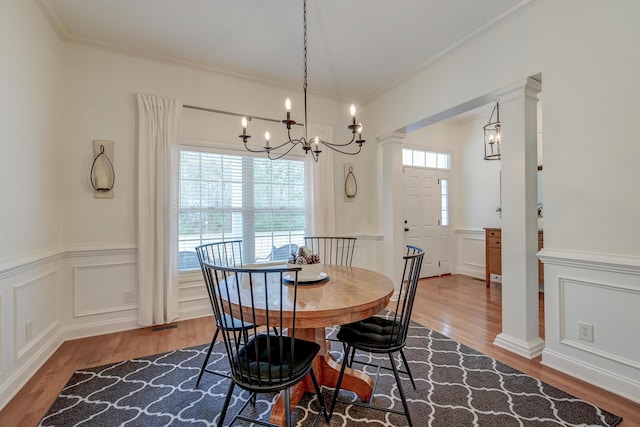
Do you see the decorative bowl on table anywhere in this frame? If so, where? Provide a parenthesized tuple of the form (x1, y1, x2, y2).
(287, 246, 324, 282)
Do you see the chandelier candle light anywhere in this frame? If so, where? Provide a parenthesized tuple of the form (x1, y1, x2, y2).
(239, 0, 365, 162)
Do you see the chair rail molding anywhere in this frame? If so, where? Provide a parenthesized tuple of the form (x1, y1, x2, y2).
(538, 248, 640, 276)
(64, 244, 138, 258)
(0, 249, 63, 280)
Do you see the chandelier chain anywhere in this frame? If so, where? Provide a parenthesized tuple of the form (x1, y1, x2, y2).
(238, 0, 364, 162)
(303, 0, 308, 92)
(303, 0, 308, 141)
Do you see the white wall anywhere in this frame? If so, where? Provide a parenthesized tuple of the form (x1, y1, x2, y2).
(0, 10, 382, 409)
(0, 0, 62, 260)
(452, 111, 503, 279)
(58, 42, 386, 330)
(0, 0, 64, 409)
(60, 44, 379, 250)
(365, 0, 640, 402)
(401, 111, 504, 280)
(3, 0, 639, 410)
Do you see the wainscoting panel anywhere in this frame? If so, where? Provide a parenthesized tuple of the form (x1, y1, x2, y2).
(73, 262, 137, 317)
(540, 248, 640, 403)
(62, 246, 138, 340)
(454, 228, 486, 279)
(558, 277, 640, 370)
(0, 252, 64, 411)
(0, 292, 3, 374)
(13, 269, 60, 361)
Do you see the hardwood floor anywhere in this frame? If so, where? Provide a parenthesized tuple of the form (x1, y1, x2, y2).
(1, 274, 639, 426)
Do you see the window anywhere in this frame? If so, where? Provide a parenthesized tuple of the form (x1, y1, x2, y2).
(179, 149, 306, 270)
(402, 148, 450, 169)
(440, 178, 449, 227)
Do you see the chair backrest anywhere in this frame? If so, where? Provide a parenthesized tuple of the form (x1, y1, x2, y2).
(199, 261, 307, 390)
(269, 243, 298, 261)
(303, 236, 357, 266)
(195, 240, 244, 269)
(386, 245, 424, 348)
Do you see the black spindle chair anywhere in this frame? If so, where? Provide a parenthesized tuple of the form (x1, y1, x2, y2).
(304, 236, 357, 347)
(195, 240, 252, 385)
(200, 262, 328, 427)
(303, 236, 356, 266)
(329, 245, 425, 427)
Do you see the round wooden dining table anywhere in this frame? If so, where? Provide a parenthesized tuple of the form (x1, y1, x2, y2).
(220, 264, 394, 426)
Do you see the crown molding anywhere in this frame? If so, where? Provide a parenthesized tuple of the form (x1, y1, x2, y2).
(364, 0, 543, 104)
(34, 0, 343, 102)
(34, 0, 69, 40)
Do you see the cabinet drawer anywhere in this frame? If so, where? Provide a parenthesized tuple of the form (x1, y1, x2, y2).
(487, 229, 500, 238)
(487, 237, 501, 249)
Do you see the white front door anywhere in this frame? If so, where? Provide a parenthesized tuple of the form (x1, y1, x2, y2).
(403, 167, 451, 278)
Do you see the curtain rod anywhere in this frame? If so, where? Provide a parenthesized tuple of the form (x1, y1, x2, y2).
(183, 104, 304, 127)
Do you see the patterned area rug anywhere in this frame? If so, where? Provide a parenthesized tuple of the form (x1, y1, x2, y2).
(40, 315, 622, 427)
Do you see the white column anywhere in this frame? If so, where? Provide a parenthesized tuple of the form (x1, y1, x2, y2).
(493, 77, 545, 359)
(378, 132, 405, 295)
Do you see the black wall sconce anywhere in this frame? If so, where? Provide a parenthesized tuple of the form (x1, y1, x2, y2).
(90, 140, 115, 198)
(344, 163, 357, 201)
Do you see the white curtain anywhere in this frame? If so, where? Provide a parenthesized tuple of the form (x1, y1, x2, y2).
(136, 94, 183, 326)
(307, 122, 335, 236)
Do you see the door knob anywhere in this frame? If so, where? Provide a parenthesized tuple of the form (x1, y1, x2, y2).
(404, 227, 409, 232)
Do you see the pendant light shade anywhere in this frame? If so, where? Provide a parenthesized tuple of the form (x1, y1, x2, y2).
(483, 102, 501, 160)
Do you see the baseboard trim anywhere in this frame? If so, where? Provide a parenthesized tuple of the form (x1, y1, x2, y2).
(494, 333, 545, 360)
(61, 316, 140, 342)
(541, 348, 640, 404)
(0, 328, 63, 411)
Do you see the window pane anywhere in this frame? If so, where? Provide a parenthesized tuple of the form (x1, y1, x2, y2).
(425, 152, 437, 168)
(414, 150, 425, 167)
(440, 178, 449, 227)
(402, 149, 413, 166)
(437, 153, 450, 169)
(179, 150, 306, 270)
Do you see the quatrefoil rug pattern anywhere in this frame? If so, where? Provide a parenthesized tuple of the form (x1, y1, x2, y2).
(40, 317, 621, 427)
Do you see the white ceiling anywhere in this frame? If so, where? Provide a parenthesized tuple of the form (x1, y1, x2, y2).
(37, 0, 530, 103)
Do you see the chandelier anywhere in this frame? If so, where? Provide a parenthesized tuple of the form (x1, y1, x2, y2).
(238, 0, 364, 162)
(483, 101, 501, 160)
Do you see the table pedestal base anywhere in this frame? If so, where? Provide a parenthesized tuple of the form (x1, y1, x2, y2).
(268, 327, 373, 426)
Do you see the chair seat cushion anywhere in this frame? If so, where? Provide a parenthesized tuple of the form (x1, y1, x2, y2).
(337, 316, 405, 349)
(218, 313, 253, 330)
(235, 334, 319, 382)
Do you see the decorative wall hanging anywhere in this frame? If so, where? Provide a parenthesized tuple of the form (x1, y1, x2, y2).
(344, 163, 357, 201)
(90, 140, 114, 198)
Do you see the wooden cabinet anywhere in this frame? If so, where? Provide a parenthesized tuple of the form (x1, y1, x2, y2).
(485, 228, 502, 287)
(484, 228, 543, 287)
(538, 231, 544, 284)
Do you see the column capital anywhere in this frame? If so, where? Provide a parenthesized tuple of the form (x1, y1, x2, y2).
(497, 76, 542, 103)
(377, 131, 405, 147)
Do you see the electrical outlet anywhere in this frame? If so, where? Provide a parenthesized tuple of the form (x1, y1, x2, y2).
(123, 291, 134, 304)
(578, 321, 594, 342)
(25, 320, 33, 340)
